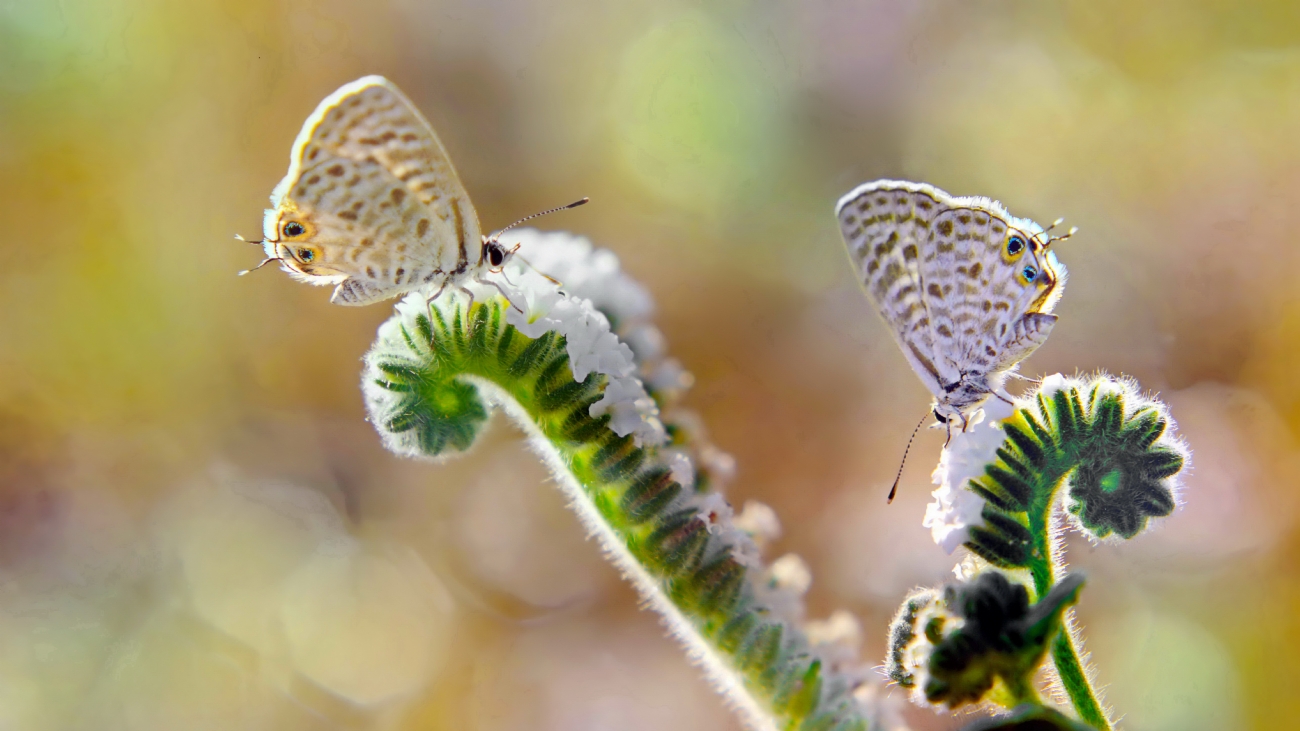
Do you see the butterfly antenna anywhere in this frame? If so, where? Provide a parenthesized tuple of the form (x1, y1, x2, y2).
(887, 410, 933, 504)
(1048, 225, 1079, 247)
(238, 257, 280, 276)
(1032, 219, 1060, 248)
(487, 197, 589, 243)
(234, 233, 264, 245)
(1038, 218, 1079, 249)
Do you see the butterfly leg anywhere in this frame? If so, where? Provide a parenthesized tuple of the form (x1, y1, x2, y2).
(1006, 371, 1042, 385)
(476, 275, 525, 314)
(419, 282, 450, 320)
(457, 285, 477, 315)
(426, 281, 449, 304)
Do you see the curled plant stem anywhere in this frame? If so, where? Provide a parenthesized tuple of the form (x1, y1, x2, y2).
(961, 379, 1186, 729)
(363, 294, 880, 731)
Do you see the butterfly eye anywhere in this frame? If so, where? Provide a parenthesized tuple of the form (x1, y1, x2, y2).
(283, 221, 306, 237)
(297, 248, 315, 262)
(1007, 235, 1025, 256)
(1022, 265, 1037, 282)
(487, 244, 505, 268)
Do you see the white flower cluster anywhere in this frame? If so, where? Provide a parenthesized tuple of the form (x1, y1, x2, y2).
(502, 230, 873, 656)
(504, 287, 665, 446)
(923, 371, 1190, 554)
(503, 228, 694, 398)
(503, 228, 655, 327)
(732, 500, 782, 551)
(461, 230, 892, 726)
(501, 228, 734, 481)
(1034, 372, 1085, 406)
(427, 231, 672, 448)
(924, 399, 1016, 553)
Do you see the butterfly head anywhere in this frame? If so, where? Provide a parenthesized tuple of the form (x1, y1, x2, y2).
(266, 214, 323, 278)
(269, 202, 351, 274)
(474, 197, 589, 284)
(999, 217, 1070, 314)
(240, 205, 347, 286)
(478, 238, 518, 274)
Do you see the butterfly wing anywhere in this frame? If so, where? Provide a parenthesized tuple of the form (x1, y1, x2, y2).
(263, 76, 482, 305)
(836, 180, 958, 399)
(920, 197, 1066, 383)
(987, 237, 1066, 373)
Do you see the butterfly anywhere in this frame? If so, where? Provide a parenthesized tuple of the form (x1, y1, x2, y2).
(836, 180, 1074, 482)
(240, 75, 583, 306)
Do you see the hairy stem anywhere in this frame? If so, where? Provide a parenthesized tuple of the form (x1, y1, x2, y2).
(364, 296, 877, 731)
(1050, 631, 1107, 730)
(1023, 460, 1110, 730)
(965, 377, 1188, 730)
(1028, 518, 1109, 731)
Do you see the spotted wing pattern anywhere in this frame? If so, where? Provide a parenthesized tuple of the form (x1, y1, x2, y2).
(262, 76, 481, 305)
(836, 181, 951, 396)
(836, 180, 1067, 413)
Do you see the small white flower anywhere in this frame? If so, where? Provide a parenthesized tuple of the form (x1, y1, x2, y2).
(758, 553, 812, 621)
(621, 324, 667, 363)
(644, 357, 695, 395)
(664, 448, 696, 491)
(461, 258, 667, 447)
(688, 491, 733, 534)
(732, 500, 781, 550)
(680, 492, 767, 569)
(767, 553, 813, 596)
(699, 444, 737, 484)
(589, 374, 666, 446)
(804, 609, 863, 668)
(501, 228, 655, 326)
(924, 398, 1017, 553)
(1034, 372, 1083, 402)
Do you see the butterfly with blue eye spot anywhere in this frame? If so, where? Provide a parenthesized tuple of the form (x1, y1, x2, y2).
(835, 181, 1076, 499)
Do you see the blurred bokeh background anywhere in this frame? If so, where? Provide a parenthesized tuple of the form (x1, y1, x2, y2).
(2, 1, 1298, 729)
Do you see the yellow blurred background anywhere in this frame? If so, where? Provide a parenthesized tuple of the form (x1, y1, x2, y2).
(2, 1, 1298, 729)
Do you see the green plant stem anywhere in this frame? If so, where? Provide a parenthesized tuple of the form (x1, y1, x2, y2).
(968, 382, 1185, 728)
(364, 299, 875, 731)
(1027, 505, 1110, 731)
(1051, 631, 1105, 730)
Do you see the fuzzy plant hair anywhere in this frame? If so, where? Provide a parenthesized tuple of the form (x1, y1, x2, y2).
(361, 229, 900, 731)
(273, 223, 1188, 731)
(891, 373, 1189, 730)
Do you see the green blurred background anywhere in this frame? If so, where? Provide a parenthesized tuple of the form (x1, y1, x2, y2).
(1, 1, 1298, 729)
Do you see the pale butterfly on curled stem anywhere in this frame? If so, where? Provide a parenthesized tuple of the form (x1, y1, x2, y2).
(835, 180, 1077, 502)
(237, 75, 586, 310)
